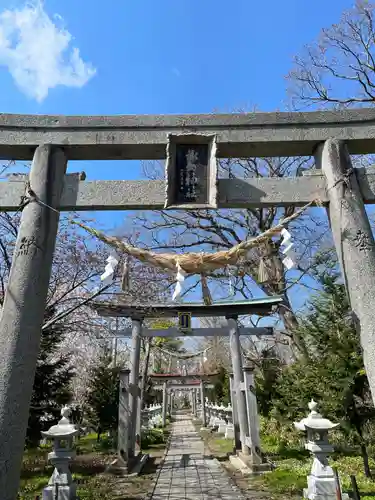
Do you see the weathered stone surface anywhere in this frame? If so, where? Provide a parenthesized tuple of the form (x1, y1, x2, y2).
(113, 327, 274, 337)
(316, 140, 375, 405)
(3, 168, 375, 212)
(228, 318, 250, 456)
(0, 146, 66, 500)
(2, 108, 375, 159)
(128, 319, 142, 459)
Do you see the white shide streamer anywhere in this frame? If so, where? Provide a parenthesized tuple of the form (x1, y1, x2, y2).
(101, 252, 119, 286)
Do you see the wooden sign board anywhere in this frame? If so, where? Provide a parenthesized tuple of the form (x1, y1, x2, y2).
(178, 312, 191, 331)
(164, 134, 218, 208)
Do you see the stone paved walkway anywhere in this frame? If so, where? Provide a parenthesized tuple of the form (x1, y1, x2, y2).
(149, 413, 245, 500)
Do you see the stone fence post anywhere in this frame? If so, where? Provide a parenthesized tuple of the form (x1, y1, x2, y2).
(243, 366, 262, 464)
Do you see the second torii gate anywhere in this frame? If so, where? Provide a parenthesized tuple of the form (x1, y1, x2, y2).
(92, 296, 282, 471)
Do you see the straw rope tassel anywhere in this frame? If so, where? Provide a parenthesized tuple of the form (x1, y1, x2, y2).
(121, 256, 130, 291)
(200, 274, 212, 305)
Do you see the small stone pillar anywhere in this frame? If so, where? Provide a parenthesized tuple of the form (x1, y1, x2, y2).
(162, 382, 168, 427)
(41, 406, 78, 500)
(168, 390, 173, 416)
(206, 401, 211, 424)
(136, 375, 142, 448)
(225, 404, 235, 439)
(229, 373, 241, 450)
(128, 318, 142, 460)
(200, 381, 207, 428)
(192, 389, 197, 417)
(105, 369, 131, 475)
(295, 400, 349, 500)
(210, 403, 219, 429)
(118, 369, 130, 465)
(218, 404, 227, 433)
(243, 366, 262, 464)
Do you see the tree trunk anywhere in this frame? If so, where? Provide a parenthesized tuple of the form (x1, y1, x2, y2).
(260, 250, 307, 358)
(278, 300, 308, 359)
(360, 443, 372, 478)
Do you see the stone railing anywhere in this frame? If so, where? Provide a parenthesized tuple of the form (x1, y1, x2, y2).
(141, 404, 163, 429)
(206, 402, 234, 439)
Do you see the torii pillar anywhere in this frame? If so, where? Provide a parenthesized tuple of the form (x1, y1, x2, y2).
(315, 139, 375, 406)
(117, 369, 130, 467)
(128, 318, 142, 461)
(229, 373, 241, 450)
(227, 316, 250, 456)
(200, 380, 207, 427)
(243, 366, 262, 464)
(0, 146, 67, 500)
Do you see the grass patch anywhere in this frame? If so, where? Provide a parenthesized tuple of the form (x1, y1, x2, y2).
(251, 458, 310, 496)
(18, 427, 170, 499)
(249, 435, 375, 500)
(19, 472, 51, 498)
(195, 421, 234, 459)
(251, 454, 375, 500)
(18, 430, 160, 500)
(209, 436, 234, 455)
(19, 464, 154, 500)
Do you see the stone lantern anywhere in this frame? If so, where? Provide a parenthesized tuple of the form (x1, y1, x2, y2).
(41, 405, 78, 500)
(294, 400, 348, 500)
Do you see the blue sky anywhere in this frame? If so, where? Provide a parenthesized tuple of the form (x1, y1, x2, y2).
(0, 0, 356, 315)
(0, 0, 354, 115)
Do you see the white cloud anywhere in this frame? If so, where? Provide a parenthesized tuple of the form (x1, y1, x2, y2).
(0, 1, 96, 102)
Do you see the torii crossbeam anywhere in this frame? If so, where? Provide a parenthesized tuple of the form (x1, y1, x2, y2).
(110, 326, 274, 337)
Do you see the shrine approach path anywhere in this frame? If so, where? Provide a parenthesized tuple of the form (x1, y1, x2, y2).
(149, 412, 245, 500)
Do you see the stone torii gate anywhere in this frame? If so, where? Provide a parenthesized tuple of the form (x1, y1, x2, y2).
(1, 110, 375, 497)
(150, 373, 217, 426)
(92, 298, 281, 470)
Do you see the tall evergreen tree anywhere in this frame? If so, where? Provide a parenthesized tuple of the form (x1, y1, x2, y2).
(255, 347, 284, 417)
(272, 272, 375, 476)
(85, 349, 120, 440)
(212, 366, 230, 404)
(27, 307, 75, 446)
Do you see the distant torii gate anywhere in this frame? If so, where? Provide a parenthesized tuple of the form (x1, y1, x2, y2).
(92, 298, 281, 471)
(150, 373, 218, 427)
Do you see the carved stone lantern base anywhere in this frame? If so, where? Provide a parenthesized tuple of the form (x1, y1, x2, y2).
(303, 479, 349, 500)
(303, 458, 349, 500)
(225, 423, 235, 439)
(42, 483, 77, 500)
(218, 420, 227, 433)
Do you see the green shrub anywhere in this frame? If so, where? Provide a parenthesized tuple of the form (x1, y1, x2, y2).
(260, 416, 304, 456)
(93, 435, 115, 452)
(141, 428, 167, 449)
(253, 459, 309, 495)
